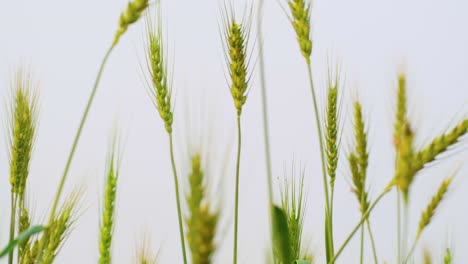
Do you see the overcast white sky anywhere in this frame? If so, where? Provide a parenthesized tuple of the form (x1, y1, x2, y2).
(1, 0, 468, 263)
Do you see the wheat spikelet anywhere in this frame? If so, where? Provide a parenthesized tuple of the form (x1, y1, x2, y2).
(145, 16, 173, 133)
(416, 177, 451, 239)
(224, 17, 250, 116)
(288, 0, 312, 62)
(325, 84, 339, 187)
(99, 140, 121, 264)
(186, 154, 219, 264)
(113, 0, 149, 46)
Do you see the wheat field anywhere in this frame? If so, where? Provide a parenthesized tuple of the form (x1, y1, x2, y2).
(0, 0, 467, 263)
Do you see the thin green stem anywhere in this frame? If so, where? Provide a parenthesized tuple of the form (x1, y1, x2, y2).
(8, 194, 17, 264)
(257, 0, 273, 212)
(257, 0, 275, 260)
(404, 236, 418, 264)
(402, 200, 409, 262)
(397, 191, 401, 263)
(169, 133, 188, 264)
(366, 219, 378, 264)
(359, 224, 364, 264)
(38, 45, 115, 263)
(306, 62, 333, 259)
(233, 115, 242, 264)
(330, 185, 393, 264)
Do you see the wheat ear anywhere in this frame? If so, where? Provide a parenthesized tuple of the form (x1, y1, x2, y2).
(186, 154, 219, 264)
(280, 166, 306, 261)
(444, 248, 452, 264)
(98, 138, 121, 264)
(405, 177, 452, 262)
(8, 69, 38, 264)
(288, 0, 312, 63)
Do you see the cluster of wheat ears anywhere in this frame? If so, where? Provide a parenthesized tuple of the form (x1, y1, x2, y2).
(2, 0, 467, 263)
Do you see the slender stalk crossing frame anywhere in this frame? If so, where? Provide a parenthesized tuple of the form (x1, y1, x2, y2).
(8, 195, 17, 264)
(38, 45, 115, 264)
(168, 133, 188, 264)
(233, 116, 242, 264)
(330, 185, 393, 263)
(305, 62, 334, 260)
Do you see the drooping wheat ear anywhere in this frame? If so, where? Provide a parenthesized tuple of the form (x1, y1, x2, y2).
(146, 16, 173, 133)
(9, 70, 38, 199)
(280, 167, 306, 261)
(288, 0, 312, 63)
(413, 119, 468, 170)
(99, 139, 121, 264)
(186, 154, 219, 264)
(40, 190, 82, 264)
(444, 248, 452, 264)
(416, 177, 451, 239)
(325, 82, 339, 188)
(113, 0, 149, 46)
(225, 18, 250, 116)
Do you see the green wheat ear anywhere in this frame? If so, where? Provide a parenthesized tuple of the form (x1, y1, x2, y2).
(444, 248, 452, 264)
(288, 0, 312, 62)
(222, 8, 252, 117)
(21, 189, 82, 264)
(280, 166, 306, 261)
(113, 0, 149, 46)
(145, 11, 173, 133)
(417, 177, 452, 239)
(99, 136, 121, 264)
(349, 102, 370, 215)
(186, 154, 219, 264)
(9, 69, 38, 198)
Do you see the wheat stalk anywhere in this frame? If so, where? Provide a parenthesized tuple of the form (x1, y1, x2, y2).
(144, 6, 187, 263)
(222, 7, 253, 264)
(42, 2, 149, 261)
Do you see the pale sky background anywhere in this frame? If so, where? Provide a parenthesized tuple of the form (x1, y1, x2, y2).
(1, 0, 468, 263)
